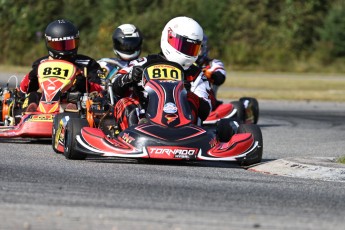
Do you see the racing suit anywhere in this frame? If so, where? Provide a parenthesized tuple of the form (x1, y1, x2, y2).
(97, 57, 133, 103)
(20, 54, 103, 109)
(196, 57, 226, 110)
(97, 57, 130, 86)
(112, 53, 212, 130)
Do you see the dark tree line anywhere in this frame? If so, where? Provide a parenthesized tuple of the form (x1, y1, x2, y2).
(1, 0, 344, 72)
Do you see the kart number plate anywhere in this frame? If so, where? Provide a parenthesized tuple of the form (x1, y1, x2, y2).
(146, 65, 182, 81)
(38, 60, 76, 80)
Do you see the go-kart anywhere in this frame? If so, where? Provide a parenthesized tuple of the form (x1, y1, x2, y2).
(204, 97, 259, 125)
(61, 61, 263, 166)
(0, 59, 81, 139)
(0, 75, 22, 127)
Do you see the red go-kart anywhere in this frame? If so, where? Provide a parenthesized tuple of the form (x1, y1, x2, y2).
(61, 61, 263, 166)
(0, 60, 79, 139)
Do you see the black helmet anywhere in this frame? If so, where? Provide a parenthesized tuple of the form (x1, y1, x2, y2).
(196, 34, 209, 66)
(45, 19, 79, 59)
(112, 24, 143, 61)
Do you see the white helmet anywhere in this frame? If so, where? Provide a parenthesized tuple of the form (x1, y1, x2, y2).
(161, 16, 203, 70)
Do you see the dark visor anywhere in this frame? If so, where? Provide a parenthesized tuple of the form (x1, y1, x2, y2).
(114, 37, 142, 53)
(168, 30, 201, 56)
(47, 38, 79, 51)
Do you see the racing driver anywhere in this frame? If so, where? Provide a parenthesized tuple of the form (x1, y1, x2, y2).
(112, 16, 212, 130)
(19, 19, 103, 112)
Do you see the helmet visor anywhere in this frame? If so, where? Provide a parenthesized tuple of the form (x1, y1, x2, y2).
(47, 38, 79, 51)
(114, 37, 142, 54)
(168, 31, 202, 57)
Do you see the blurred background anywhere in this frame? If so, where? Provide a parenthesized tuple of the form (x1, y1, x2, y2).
(0, 0, 345, 73)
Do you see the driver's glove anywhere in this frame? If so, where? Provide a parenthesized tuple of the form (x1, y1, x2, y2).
(122, 66, 143, 84)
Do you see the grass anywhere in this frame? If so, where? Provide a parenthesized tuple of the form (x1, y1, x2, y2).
(219, 71, 345, 101)
(337, 156, 345, 164)
(0, 65, 30, 73)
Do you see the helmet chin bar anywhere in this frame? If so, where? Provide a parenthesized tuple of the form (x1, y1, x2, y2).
(115, 49, 140, 61)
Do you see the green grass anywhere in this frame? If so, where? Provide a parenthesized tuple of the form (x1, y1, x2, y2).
(337, 156, 345, 164)
(219, 71, 345, 101)
(0, 65, 30, 73)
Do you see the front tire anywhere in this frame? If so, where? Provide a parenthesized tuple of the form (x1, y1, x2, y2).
(52, 112, 79, 153)
(64, 118, 89, 160)
(237, 124, 263, 166)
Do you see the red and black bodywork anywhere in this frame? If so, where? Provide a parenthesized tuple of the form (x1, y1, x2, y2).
(64, 61, 263, 165)
(204, 98, 260, 125)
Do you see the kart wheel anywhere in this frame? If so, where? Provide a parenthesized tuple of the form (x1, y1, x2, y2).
(230, 101, 245, 123)
(237, 124, 263, 166)
(240, 97, 259, 124)
(52, 112, 79, 153)
(64, 118, 89, 160)
(216, 118, 237, 142)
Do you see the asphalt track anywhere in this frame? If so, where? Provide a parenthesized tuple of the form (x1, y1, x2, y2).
(1, 73, 345, 229)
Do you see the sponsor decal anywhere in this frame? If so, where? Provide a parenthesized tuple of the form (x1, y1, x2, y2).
(46, 36, 76, 41)
(99, 67, 109, 79)
(28, 114, 54, 122)
(122, 132, 135, 144)
(165, 114, 178, 124)
(168, 28, 175, 36)
(137, 57, 145, 63)
(163, 102, 177, 114)
(147, 146, 198, 159)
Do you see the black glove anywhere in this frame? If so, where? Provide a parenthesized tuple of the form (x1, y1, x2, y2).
(70, 74, 87, 92)
(184, 81, 191, 91)
(121, 66, 143, 84)
(211, 71, 225, 86)
(131, 66, 143, 82)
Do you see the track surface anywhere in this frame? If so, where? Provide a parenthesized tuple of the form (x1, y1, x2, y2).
(1, 74, 345, 229)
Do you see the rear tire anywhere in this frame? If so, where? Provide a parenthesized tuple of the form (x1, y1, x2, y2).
(52, 112, 79, 153)
(237, 124, 263, 166)
(64, 118, 89, 160)
(240, 97, 259, 124)
(230, 101, 245, 123)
